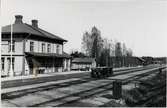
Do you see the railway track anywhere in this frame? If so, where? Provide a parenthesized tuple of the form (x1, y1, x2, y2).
(2, 65, 165, 107)
(55, 66, 165, 107)
(2, 65, 157, 99)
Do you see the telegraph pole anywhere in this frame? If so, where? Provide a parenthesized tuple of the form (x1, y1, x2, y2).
(10, 24, 14, 77)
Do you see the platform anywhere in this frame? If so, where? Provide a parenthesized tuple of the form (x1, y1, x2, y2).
(1, 66, 137, 89)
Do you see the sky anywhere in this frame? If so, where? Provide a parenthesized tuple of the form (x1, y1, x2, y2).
(1, 0, 167, 57)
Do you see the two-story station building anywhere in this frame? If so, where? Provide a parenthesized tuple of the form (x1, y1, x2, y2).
(1, 15, 71, 77)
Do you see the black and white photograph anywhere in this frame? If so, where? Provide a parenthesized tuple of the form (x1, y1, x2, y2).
(1, 0, 167, 107)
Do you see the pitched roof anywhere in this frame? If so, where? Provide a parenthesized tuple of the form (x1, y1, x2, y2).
(63, 52, 72, 58)
(137, 57, 146, 62)
(2, 23, 67, 42)
(72, 58, 95, 63)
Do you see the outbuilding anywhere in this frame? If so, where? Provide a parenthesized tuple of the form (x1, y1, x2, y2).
(71, 58, 96, 71)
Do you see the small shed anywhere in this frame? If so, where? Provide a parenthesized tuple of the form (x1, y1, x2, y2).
(71, 58, 96, 71)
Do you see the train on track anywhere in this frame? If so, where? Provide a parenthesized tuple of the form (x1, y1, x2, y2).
(91, 62, 165, 78)
(91, 67, 113, 78)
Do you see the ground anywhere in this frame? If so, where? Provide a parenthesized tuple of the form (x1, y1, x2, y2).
(122, 68, 166, 107)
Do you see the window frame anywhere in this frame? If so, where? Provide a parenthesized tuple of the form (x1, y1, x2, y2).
(47, 44, 51, 53)
(7, 57, 14, 71)
(56, 44, 60, 54)
(42, 43, 46, 53)
(8, 41, 15, 52)
(1, 58, 5, 71)
(30, 41, 34, 52)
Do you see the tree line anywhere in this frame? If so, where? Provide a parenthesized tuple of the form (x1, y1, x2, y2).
(80, 26, 133, 66)
(70, 26, 166, 67)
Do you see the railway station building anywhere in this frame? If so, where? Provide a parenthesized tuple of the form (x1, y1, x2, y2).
(1, 15, 71, 77)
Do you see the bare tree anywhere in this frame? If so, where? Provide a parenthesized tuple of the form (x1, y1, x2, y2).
(127, 48, 133, 57)
(81, 26, 103, 66)
(91, 26, 103, 58)
(81, 27, 134, 67)
(122, 43, 127, 56)
(100, 38, 111, 66)
(81, 32, 92, 56)
(115, 42, 122, 57)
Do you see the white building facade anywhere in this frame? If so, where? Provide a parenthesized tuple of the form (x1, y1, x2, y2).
(71, 58, 96, 71)
(1, 15, 71, 77)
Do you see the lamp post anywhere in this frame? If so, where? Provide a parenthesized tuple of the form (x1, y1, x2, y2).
(9, 24, 14, 77)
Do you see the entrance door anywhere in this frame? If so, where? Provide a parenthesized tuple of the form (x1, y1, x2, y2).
(27, 58, 33, 74)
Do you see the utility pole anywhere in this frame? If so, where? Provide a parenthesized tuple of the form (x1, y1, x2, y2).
(108, 43, 111, 67)
(95, 35, 98, 67)
(106, 49, 108, 67)
(10, 24, 14, 77)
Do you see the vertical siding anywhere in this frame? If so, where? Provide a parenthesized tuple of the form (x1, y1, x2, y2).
(34, 40, 38, 52)
(1, 56, 23, 76)
(54, 44, 57, 53)
(25, 39, 64, 54)
(1, 40, 24, 55)
(51, 43, 54, 53)
(59, 44, 62, 54)
(25, 40, 30, 52)
(14, 56, 23, 75)
(38, 41, 42, 53)
(1, 38, 24, 76)
(15, 41, 23, 54)
(24, 58, 30, 75)
(4, 57, 8, 75)
(2, 38, 68, 75)
(1, 41, 8, 55)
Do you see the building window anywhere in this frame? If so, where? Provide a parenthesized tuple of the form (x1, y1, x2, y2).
(47, 44, 51, 53)
(30, 41, 34, 52)
(42, 43, 45, 53)
(1, 58, 5, 71)
(8, 41, 15, 52)
(56, 45, 60, 54)
(7, 57, 14, 71)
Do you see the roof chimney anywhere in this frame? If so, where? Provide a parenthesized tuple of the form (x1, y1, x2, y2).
(15, 15, 23, 24)
(32, 20, 38, 28)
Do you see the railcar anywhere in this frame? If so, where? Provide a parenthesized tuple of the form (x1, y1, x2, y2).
(91, 67, 113, 78)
